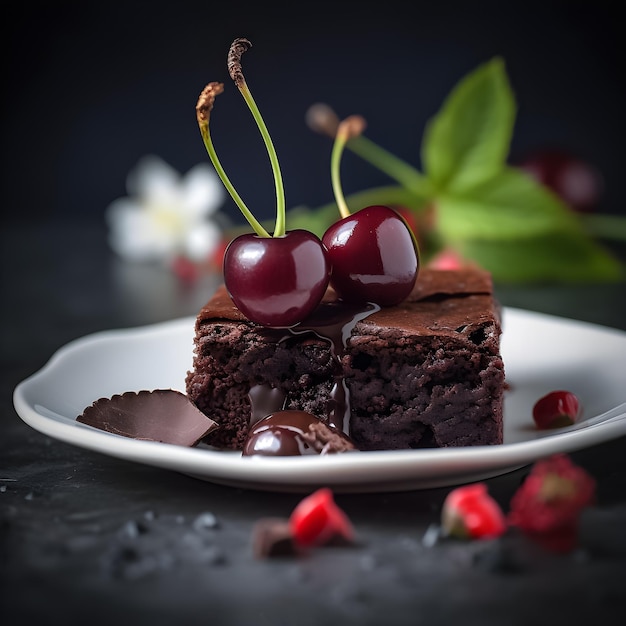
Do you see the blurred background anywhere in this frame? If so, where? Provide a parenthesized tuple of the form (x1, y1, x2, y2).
(2, 0, 625, 227)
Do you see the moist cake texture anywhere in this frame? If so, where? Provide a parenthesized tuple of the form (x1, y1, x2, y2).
(185, 268, 505, 451)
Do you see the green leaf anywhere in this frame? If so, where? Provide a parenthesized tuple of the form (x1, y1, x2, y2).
(460, 232, 624, 283)
(436, 167, 582, 241)
(422, 57, 515, 193)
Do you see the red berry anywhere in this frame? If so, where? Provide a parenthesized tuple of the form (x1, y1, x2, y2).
(322, 205, 419, 307)
(532, 390, 579, 429)
(223, 230, 331, 327)
(517, 148, 603, 213)
(441, 483, 506, 540)
(289, 488, 354, 547)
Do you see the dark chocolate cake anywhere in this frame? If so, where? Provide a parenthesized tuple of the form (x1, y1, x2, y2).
(185, 268, 505, 451)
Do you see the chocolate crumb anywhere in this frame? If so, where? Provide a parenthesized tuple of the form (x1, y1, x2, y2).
(252, 518, 301, 559)
(301, 421, 358, 454)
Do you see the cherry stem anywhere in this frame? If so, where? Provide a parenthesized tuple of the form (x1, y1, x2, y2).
(223, 185, 430, 241)
(317, 185, 430, 219)
(229, 38, 286, 237)
(196, 82, 270, 238)
(307, 103, 432, 196)
(331, 116, 367, 219)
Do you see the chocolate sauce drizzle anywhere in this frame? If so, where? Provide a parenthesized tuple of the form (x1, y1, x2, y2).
(247, 300, 379, 437)
(248, 384, 286, 426)
(242, 410, 356, 457)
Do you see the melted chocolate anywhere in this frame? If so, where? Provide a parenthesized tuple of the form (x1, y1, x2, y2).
(242, 410, 356, 457)
(244, 300, 380, 451)
(248, 384, 286, 426)
(286, 300, 379, 434)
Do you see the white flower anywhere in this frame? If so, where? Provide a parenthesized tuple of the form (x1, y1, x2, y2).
(105, 155, 226, 262)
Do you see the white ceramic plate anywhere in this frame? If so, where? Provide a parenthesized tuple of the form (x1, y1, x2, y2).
(13, 308, 626, 493)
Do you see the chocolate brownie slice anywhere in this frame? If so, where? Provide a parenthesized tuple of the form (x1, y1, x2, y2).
(185, 268, 505, 451)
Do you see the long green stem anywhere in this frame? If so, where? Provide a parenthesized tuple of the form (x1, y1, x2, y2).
(196, 82, 270, 238)
(306, 103, 432, 197)
(347, 135, 431, 195)
(330, 120, 355, 219)
(323, 185, 431, 217)
(237, 83, 286, 236)
(225, 186, 431, 240)
(229, 38, 286, 237)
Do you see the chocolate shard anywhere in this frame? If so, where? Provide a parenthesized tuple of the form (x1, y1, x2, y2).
(252, 518, 301, 559)
(77, 389, 218, 446)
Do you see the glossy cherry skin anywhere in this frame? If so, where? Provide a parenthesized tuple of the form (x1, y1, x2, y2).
(223, 229, 330, 327)
(242, 410, 354, 457)
(322, 205, 419, 306)
(517, 148, 603, 213)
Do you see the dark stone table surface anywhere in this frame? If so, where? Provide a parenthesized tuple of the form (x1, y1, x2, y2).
(2, 220, 626, 626)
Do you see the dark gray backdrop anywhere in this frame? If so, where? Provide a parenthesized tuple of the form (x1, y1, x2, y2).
(2, 0, 624, 226)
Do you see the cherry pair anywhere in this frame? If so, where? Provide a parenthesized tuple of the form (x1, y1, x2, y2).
(224, 204, 419, 327)
(197, 38, 418, 328)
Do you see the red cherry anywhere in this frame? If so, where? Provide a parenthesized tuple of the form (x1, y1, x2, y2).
(242, 410, 355, 457)
(322, 205, 419, 306)
(289, 488, 354, 547)
(517, 148, 603, 213)
(223, 229, 330, 327)
(532, 390, 580, 429)
(394, 206, 419, 237)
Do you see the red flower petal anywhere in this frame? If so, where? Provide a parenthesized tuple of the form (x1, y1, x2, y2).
(508, 454, 595, 543)
(442, 483, 507, 540)
(289, 488, 354, 547)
